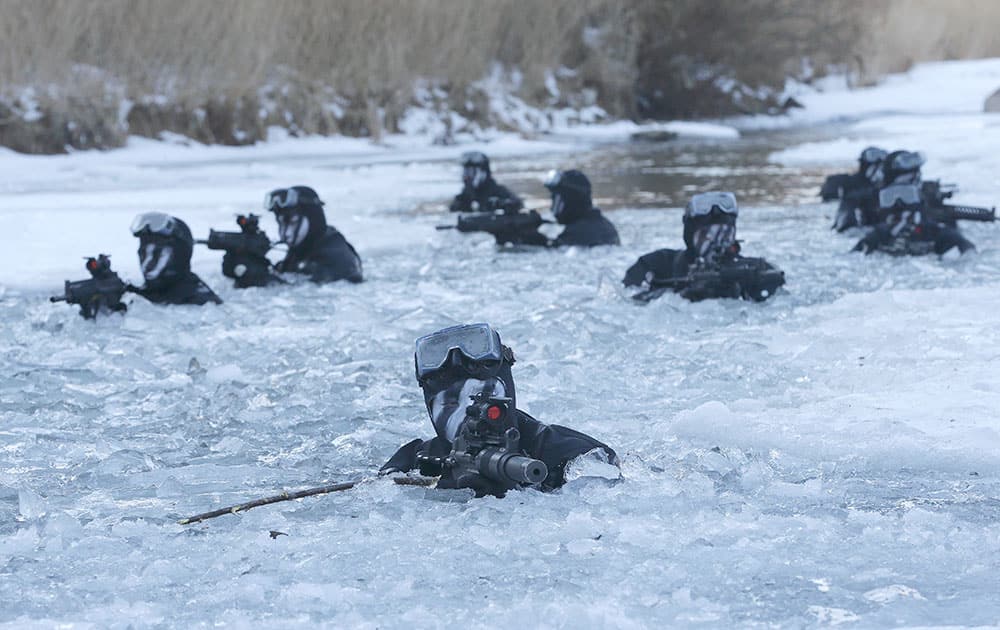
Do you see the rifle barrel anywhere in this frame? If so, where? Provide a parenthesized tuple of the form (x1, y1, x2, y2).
(49, 296, 67, 303)
(436, 225, 457, 230)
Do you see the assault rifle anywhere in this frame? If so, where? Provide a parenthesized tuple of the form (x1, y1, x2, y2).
(416, 393, 548, 496)
(921, 180, 958, 207)
(198, 214, 282, 287)
(916, 180, 996, 224)
(438, 209, 551, 245)
(633, 255, 785, 304)
(197, 214, 272, 258)
(50, 254, 131, 319)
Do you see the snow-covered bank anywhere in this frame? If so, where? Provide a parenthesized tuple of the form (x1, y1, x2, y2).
(765, 58, 1000, 209)
(741, 57, 1000, 130)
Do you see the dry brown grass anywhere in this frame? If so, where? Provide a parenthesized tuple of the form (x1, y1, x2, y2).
(0, 0, 621, 100)
(0, 0, 632, 150)
(1, 0, 999, 152)
(857, 0, 1000, 82)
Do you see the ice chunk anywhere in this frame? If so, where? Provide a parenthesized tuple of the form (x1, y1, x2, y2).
(563, 448, 622, 483)
(17, 488, 47, 520)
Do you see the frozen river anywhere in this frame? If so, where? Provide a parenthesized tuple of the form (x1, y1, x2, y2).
(3, 82, 1000, 626)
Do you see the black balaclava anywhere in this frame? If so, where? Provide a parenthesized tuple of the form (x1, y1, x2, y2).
(545, 169, 593, 225)
(269, 186, 328, 258)
(134, 214, 194, 291)
(882, 150, 925, 186)
(417, 347, 517, 444)
(461, 152, 491, 192)
(682, 192, 739, 261)
(858, 146, 888, 186)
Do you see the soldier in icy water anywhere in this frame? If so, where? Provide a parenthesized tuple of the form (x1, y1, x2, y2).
(449, 151, 523, 213)
(829, 146, 887, 232)
(539, 169, 620, 247)
(623, 191, 785, 302)
(265, 186, 363, 283)
(852, 152, 976, 256)
(381, 323, 619, 497)
(451, 168, 621, 247)
(130, 212, 222, 305)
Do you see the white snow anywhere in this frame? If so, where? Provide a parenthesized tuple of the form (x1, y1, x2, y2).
(768, 60, 1000, 210)
(738, 57, 1000, 129)
(2, 57, 1000, 627)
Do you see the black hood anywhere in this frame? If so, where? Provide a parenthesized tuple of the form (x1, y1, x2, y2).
(546, 169, 593, 224)
(419, 355, 517, 420)
(136, 217, 193, 290)
(284, 203, 328, 256)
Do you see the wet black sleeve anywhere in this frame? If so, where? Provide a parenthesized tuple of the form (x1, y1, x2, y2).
(450, 189, 472, 213)
(553, 213, 620, 247)
(487, 183, 524, 213)
(380, 436, 453, 474)
(187, 275, 224, 304)
(495, 228, 549, 247)
(853, 225, 891, 254)
(133, 274, 222, 305)
(623, 248, 682, 286)
(515, 412, 618, 489)
(932, 225, 976, 255)
(820, 173, 853, 200)
(306, 230, 364, 284)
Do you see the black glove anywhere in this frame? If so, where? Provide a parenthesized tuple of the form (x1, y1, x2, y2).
(222, 252, 272, 287)
(852, 232, 880, 254)
(437, 470, 509, 498)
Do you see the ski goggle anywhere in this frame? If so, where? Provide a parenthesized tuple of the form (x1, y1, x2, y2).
(860, 147, 887, 164)
(131, 212, 177, 237)
(264, 187, 322, 212)
(879, 184, 922, 208)
(544, 170, 563, 189)
(889, 152, 925, 172)
(461, 151, 488, 167)
(415, 323, 504, 379)
(686, 191, 739, 218)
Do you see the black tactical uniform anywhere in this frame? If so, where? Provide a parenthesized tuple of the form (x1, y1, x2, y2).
(266, 186, 363, 284)
(381, 323, 619, 496)
(623, 191, 783, 302)
(542, 169, 620, 247)
(854, 180, 975, 256)
(130, 213, 222, 305)
(449, 151, 524, 214)
(832, 147, 887, 232)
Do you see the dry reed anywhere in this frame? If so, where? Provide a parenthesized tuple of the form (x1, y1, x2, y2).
(1, 0, 998, 152)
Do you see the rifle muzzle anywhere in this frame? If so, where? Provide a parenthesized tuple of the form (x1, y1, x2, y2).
(477, 449, 548, 485)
